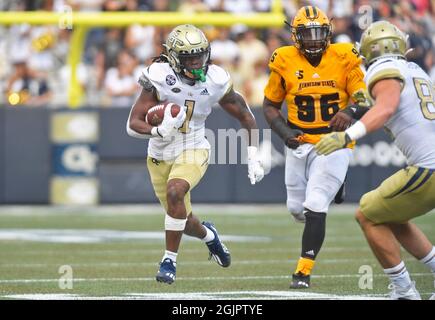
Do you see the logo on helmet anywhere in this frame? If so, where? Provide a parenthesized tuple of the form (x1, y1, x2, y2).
(358, 21, 408, 67)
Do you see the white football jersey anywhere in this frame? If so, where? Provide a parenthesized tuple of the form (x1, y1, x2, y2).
(140, 62, 232, 161)
(365, 58, 435, 168)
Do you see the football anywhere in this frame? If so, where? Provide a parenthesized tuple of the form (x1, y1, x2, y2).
(145, 102, 181, 126)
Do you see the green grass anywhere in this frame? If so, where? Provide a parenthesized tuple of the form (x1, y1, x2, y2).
(0, 206, 434, 299)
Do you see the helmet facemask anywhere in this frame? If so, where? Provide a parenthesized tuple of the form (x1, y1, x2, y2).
(294, 25, 331, 59)
(178, 49, 210, 82)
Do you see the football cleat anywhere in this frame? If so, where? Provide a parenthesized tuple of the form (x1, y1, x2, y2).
(388, 281, 421, 300)
(290, 272, 310, 289)
(156, 258, 176, 284)
(202, 221, 231, 268)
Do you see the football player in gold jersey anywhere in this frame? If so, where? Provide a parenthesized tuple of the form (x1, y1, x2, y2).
(263, 6, 371, 289)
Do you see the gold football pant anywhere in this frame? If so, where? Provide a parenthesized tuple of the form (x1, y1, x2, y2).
(361, 166, 435, 224)
(147, 149, 209, 214)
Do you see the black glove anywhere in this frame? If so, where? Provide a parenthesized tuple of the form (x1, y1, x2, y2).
(284, 129, 303, 149)
(270, 117, 303, 149)
(341, 104, 370, 120)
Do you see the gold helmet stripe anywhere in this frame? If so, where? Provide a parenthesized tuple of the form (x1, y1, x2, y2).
(304, 6, 310, 18)
(311, 6, 318, 19)
(304, 6, 319, 19)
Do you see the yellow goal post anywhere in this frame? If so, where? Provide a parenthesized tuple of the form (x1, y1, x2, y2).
(0, 0, 285, 108)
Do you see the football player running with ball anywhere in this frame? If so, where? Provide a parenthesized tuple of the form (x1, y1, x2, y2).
(316, 21, 435, 300)
(263, 6, 371, 289)
(127, 24, 264, 284)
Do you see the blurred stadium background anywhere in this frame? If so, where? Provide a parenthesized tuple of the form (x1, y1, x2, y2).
(0, 0, 434, 300)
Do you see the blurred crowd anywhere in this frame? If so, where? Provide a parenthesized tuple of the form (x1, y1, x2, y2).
(0, 0, 434, 108)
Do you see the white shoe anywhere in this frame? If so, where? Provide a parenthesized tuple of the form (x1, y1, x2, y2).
(388, 281, 421, 300)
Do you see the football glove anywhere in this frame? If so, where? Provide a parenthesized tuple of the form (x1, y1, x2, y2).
(285, 129, 304, 149)
(315, 132, 352, 155)
(247, 146, 264, 185)
(156, 106, 186, 138)
(270, 117, 303, 150)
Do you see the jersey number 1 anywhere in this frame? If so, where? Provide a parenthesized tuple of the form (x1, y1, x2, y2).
(179, 100, 195, 133)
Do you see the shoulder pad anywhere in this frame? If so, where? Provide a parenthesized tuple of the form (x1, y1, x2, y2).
(207, 64, 231, 86)
(365, 59, 405, 95)
(138, 72, 154, 91)
(268, 46, 297, 74)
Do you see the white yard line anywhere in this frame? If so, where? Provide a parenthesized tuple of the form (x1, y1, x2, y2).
(0, 204, 361, 216)
(0, 229, 270, 243)
(0, 272, 432, 284)
(0, 246, 372, 256)
(0, 258, 375, 268)
(3, 289, 434, 300)
(2, 291, 389, 300)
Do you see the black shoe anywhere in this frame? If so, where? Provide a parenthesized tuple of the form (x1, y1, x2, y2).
(334, 180, 346, 204)
(290, 272, 310, 289)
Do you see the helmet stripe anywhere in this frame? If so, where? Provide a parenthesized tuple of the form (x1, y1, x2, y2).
(312, 6, 318, 18)
(304, 6, 310, 18)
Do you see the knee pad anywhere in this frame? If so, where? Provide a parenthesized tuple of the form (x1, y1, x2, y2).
(287, 199, 305, 223)
(165, 214, 187, 231)
(304, 190, 331, 213)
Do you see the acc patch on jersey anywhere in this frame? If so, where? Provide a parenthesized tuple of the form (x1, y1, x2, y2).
(166, 75, 176, 86)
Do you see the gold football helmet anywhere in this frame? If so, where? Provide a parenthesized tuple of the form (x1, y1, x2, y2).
(358, 21, 408, 67)
(288, 6, 332, 60)
(164, 24, 210, 82)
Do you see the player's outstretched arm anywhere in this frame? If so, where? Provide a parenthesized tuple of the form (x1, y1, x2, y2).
(219, 88, 264, 184)
(219, 88, 258, 145)
(315, 79, 401, 155)
(263, 97, 303, 149)
(356, 79, 402, 134)
(126, 88, 159, 139)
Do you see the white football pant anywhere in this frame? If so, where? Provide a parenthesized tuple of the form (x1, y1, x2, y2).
(285, 144, 352, 218)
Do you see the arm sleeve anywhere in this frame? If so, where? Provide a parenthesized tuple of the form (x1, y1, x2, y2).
(264, 70, 286, 103)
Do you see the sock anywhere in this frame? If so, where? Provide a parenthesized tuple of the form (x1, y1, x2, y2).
(301, 209, 326, 260)
(162, 250, 178, 263)
(294, 257, 315, 276)
(384, 261, 412, 288)
(201, 224, 215, 243)
(419, 246, 435, 276)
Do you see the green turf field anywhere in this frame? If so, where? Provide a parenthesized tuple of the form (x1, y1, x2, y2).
(0, 205, 434, 300)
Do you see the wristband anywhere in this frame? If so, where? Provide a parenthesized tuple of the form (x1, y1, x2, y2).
(345, 121, 367, 140)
